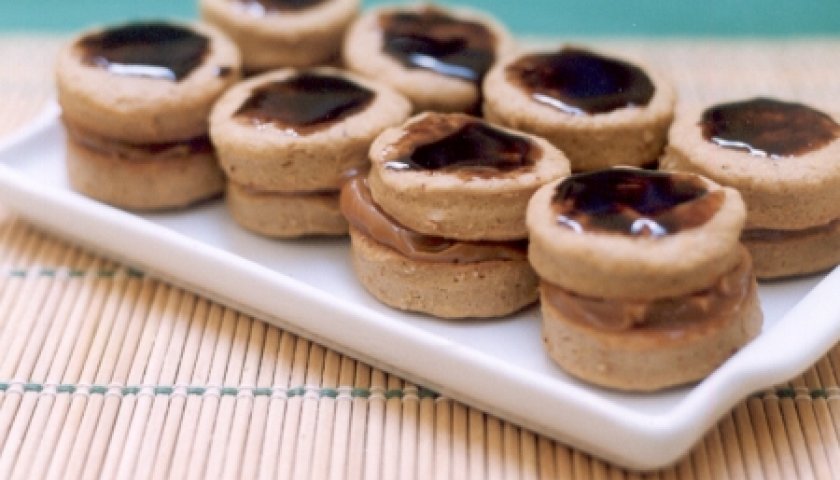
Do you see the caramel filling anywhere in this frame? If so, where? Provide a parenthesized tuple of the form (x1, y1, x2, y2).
(742, 218, 840, 242)
(339, 176, 526, 263)
(65, 122, 212, 160)
(543, 249, 753, 332)
(234, 182, 339, 198)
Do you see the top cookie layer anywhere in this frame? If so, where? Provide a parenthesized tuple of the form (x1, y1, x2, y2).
(57, 21, 241, 143)
(211, 67, 411, 192)
(485, 46, 673, 129)
(343, 4, 514, 113)
(200, 0, 358, 70)
(527, 168, 746, 300)
(664, 97, 840, 230)
(483, 45, 675, 171)
(368, 113, 570, 241)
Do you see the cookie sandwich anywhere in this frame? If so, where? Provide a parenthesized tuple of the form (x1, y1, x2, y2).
(484, 46, 675, 171)
(343, 4, 514, 113)
(200, 0, 358, 72)
(527, 168, 762, 391)
(210, 67, 411, 237)
(56, 21, 241, 209)
(342, 113, 570, 318)
(663, 97, 840, 278)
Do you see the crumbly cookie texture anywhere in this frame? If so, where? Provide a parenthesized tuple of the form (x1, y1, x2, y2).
(368, 113, 571, 241)
(483, 47, 675, 172)
(56, 22, 241, 144)
(349, 227, 538, 319)
(66, 135, 224, 210)
(226, 182, 347, 238)
(200, 0, 358, 71)
(540, 270, 762, 391)
(526, 174, 746, 300)
(343, 4, 515, 113)
(210, 67, 411, 192)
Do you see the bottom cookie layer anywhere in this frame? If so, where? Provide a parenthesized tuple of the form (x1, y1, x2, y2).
(743, 219, 840, 279)
(540, 270, 762, 392)
(66, 136, 225, 210)
(349, 227, 538, 319)
(227, 182, 348, 238)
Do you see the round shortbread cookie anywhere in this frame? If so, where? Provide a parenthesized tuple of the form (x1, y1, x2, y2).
(66, 132, 224, 210)
(368, 113, 570, 241)
(527, 168, 746, 300)
(211, 67, 411, 192)
(484, 46, 675, 171)
(349, 227, 538, 319)
(343, 4, 514, 113)
(200, 0, 358, 71)
(663, 99, 840, 231)
(227, 181, 347, 237)
(540, 269, 762, 391)
(57, 21, 241, 144)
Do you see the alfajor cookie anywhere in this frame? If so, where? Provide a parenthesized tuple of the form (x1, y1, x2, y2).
(200, 0, 358, 72)
(343, 4, 514, 113)
(484, 46, 675, 172)
(343, 112, 570, 318)
(662, 97, 840, 278)
(56, 21, 241, 209)
(210, 67, 411, 237)
(527, 168, 762, 391)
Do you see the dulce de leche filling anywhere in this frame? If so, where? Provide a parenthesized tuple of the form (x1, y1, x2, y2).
(340, 176, 527, 263)
(65, 121, 212, 160)
(742, 217, 840, 242)
(543, 248, 754, 332)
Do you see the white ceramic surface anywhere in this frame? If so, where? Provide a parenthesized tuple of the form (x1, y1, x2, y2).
(1, 105, 839, 470)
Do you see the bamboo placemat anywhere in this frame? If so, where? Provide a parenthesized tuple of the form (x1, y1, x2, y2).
(1, 35, 840, 479)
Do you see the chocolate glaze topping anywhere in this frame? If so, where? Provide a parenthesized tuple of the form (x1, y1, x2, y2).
(384, 114, 540, 178)
(234, 0, 327, 15)
(506, 47, 655, 115)
(701, 97, 839, 158)
(78, 22, 209, 81)
(552, 168, 723, 237)
(235, 72, 375, 135)
(379, 7, 496, 83)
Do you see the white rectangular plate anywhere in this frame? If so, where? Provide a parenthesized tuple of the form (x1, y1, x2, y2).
(2, 105, 839, 470)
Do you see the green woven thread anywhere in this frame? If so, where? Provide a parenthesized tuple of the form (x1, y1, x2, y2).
(4, 267, 145, 278)
(0, 381, 443, 400)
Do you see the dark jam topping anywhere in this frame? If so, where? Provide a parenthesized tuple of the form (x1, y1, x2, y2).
(384, 114, 540, 178)
(552, 169, 723, 238)
(234, 73, 375, 136)
(379, 8, 496, 83)
(700, 97, 839, 158)
(77, 22, 209, 81)
(234, 0, 327, 15)
(506, 47, 655, 115)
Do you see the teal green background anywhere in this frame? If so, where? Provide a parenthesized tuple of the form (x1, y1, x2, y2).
(2, 0, 839, 36)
